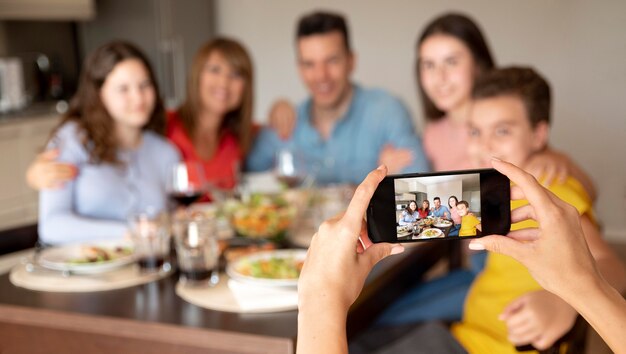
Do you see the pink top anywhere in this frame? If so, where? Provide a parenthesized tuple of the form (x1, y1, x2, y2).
(450, 206, 462, 225)
(422, 116, 472, 172)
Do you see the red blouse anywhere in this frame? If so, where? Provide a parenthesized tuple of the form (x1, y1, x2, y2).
(166, 111, 241, 190)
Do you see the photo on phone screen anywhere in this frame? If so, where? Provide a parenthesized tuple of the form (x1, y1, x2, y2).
(367, 169, 511, 243)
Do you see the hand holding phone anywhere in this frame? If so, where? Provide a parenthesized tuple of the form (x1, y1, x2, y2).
(367, 169, 511, 243)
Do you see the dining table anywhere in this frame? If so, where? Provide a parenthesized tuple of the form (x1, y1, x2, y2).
(396, 219, 455, 242)
(0, 227, 455, 353)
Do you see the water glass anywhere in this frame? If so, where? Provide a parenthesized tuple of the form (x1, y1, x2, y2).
(173, 217, 219, 287)
(128, 211, 172, 274)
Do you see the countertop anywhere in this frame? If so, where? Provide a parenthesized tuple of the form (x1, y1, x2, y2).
(0, 101, 64, 124)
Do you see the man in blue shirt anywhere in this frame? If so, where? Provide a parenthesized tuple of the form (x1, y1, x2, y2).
(429, 197, 450, 218)
(246, 11, 429, 184)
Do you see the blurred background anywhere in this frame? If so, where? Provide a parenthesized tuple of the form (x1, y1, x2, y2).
(0, 0, 624, 243)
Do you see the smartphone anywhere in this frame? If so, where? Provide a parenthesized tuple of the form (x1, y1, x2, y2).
(367, 168, 510, 243)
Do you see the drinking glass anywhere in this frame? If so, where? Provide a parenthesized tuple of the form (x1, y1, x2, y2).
(168, 162, 207, 207)
(173, 216, 219, 287)
(275, 148, 306, 188)
(128, 210, 171, 274)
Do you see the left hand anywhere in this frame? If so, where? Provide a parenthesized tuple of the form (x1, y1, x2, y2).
(525, 148, 571, 187)
(298, 165, 404, 312)
(378, 144, 413, 174)
(500, 290, 578, 350)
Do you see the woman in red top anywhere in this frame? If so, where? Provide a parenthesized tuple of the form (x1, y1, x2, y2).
(418, 200, 430, 219)
(26, 38, 254, 194)
(168, 38, 253, 191)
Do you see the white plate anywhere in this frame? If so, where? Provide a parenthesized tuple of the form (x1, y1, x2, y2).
(434, 221, 452, 228)
(226, 249, 307, 287)
(38, 240, 135, 274)
(413, 228, 444, 239)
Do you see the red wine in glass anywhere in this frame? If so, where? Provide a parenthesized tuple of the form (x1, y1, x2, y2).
(169, 191, 203, 207)
(168, 162, 206, 208)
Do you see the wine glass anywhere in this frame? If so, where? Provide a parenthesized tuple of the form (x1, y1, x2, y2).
(275, 148, 307, 188)
(167, 162, 207, 208)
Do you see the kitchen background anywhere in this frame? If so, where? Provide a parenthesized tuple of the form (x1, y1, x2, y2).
(0, 0, 624, 244)
(394, 174, 481, 222)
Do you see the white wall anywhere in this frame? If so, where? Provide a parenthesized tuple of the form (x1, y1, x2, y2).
(215, 0, 626, 242)
(426, 180, 463, 207)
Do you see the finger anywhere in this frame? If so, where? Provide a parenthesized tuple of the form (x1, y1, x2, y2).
(510, 204, 537, 224)
(506, 228, 540, 242)
(500, 296, 527, 320)
(556, 164, 568, 185)
(510, 185, 526, 201)
(38, 148, 60, 161)
(468, 235, 527, 261)
(360, 242, 404, 270)
(50, 165, 78, 180)
(541, 163, 556, 187)
(509, 330, 541, 347)
(343, 165, 387, 230)
(491, 159, 558, 216)
(532, 335, 554, 351)
(505, 310, 532, 330)
(358, 221, 373, 249)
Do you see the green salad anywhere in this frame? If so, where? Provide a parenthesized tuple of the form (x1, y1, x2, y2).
(237, 256, 304, 279)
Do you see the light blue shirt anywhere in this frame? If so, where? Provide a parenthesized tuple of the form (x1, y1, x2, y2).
(38, 122, 181, 245)
(429, 205, 450, 218)
(399, 210, 420, 225)
(246, 84, 430, 185)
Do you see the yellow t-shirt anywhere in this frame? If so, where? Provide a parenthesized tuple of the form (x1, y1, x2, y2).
(451, 177, 593, 354)
(459, 214, 481, 237)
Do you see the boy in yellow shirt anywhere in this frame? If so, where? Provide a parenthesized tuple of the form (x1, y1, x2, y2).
(450, 67, 626, 353)
(456, 201, 481, 237)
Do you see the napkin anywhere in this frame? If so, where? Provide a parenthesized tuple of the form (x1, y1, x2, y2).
(227, 279, 298, 312)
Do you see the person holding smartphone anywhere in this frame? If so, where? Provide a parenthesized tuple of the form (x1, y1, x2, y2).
(297, 160, 626, 354)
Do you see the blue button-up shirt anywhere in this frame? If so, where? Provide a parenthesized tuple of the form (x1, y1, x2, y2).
(429, 205, 451, 218)
(246, 84, 430, 185)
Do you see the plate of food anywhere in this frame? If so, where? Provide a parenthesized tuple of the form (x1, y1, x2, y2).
(396, 225, 412, 237)
(228, 194, 296, 241)
(413, 228, 444, 239)
(38, 240, 135, 274)
(226, 249, 306, 287)
(419, 218, 435, 227)
(434, 219, 453, 228)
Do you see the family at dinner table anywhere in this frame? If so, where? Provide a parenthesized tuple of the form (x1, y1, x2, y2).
(19, 7, 625, 354)
(398, 197, 479, 237)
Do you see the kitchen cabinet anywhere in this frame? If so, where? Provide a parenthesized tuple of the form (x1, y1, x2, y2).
(0, 0, 95, 20)
(0, 114, 59, 230)
(78, 0, 214, 109)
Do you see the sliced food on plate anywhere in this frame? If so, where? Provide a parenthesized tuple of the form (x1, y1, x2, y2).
(414, 228, 443, 239)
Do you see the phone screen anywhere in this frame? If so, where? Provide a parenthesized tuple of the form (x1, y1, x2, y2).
(367, 169, 511, 243)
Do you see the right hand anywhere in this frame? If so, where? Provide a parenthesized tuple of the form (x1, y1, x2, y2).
(26, 149, 77, 190)
(268, 99, 296, 140)
(298, 165, 404, 312)
(468, 159, 599, 297)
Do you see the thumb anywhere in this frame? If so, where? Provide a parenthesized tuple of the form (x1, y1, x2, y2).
(361, 243, 404, 269)
(469, 235, 524, 261)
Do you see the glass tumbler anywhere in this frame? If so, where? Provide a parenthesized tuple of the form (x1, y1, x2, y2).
(173, 217, 220, 287)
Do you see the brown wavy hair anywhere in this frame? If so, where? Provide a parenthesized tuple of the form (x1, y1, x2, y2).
(416, 13, 495, 122)
(177, 37, 254, 157)
(51, 41, 165, 164)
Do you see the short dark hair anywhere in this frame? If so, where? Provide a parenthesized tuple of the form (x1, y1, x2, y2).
(417, 13, 495, 121)
(433, 197, 441, 202)
(296, 11, 351, 51)
(457, 200, 469, 208)
(472, 66, 551, 127)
